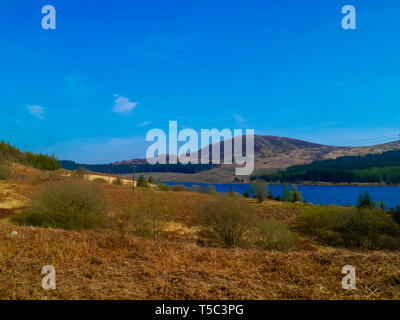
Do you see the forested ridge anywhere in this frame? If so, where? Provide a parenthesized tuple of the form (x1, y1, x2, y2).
(251, 150, 400, 184)
(59, 160, 216, 174)
(0, 141, 59, 171)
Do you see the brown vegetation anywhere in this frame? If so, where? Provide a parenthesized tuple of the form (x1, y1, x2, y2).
(1, 224, 400, 300)
(12, 179, 111, 230)
(0, 163, 400, 300)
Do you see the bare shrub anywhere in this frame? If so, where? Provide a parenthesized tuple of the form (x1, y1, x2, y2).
(338, 209, 399, 249)
(0, 165, 11, 180)
(195, 198, 256, 248)
(13, 180, 111, 230)
(112, 176, 123, 185)
(251, 180, 269, 203)
(296, 207, 342, 236)
(171, 184, 190, 192)
(158, 182, 170, 191)
(255, 219, 298, 251)
(297, 207, 400, 249)
(125, 191, 176, 244)
(75, 166, 86, 178)
(137, 175, 148, 187)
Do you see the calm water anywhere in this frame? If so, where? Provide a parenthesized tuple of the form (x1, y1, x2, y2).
(166, 182, 400, 209)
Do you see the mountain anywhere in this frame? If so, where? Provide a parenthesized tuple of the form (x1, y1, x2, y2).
(251, 135, 400, 169)
(59, 135, 400, 183)
(117, 135, 400, 170)
(248, 135, 339, 168)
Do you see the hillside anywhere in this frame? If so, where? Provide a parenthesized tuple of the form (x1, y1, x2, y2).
(252, 149, 400, 184)
(110, 135, 400, 170)
(251, 135, 400, 169)
(1, 162, 400, 299)
(0, 141, 60, 171)
(60, 136, 400, 183)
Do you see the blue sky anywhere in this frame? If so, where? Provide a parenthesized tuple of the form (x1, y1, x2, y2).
(1, 0, 400, 163)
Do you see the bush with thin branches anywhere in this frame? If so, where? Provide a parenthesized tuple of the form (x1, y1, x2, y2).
(13, 180, 111, 230)
(0, 165, 11, 180)
(195, 198, 256, 248)
(124, 191, 176, 245)
(254, 219, 298, 251)
(251, 180, 269, 203)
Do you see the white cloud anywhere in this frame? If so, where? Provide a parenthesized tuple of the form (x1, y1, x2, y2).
(137, 121, 151, 127)
(112, 95, 137, 115)
(27, 105, 45, 119)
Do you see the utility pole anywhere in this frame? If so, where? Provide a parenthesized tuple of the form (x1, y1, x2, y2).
(132, 164, 135, 192)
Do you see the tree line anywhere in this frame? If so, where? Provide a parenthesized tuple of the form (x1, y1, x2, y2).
(60, 160, 216, 174)
(0, 140, 59, 171)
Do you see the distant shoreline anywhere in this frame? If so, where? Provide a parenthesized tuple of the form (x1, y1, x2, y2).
(261, 181, 400, 187)
(165, 180, 400, 188)
(121, 172, 400, 187)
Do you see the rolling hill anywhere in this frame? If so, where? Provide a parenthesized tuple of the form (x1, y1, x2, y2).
(60, 135, 400, 183)
(252, 149, 400, 184)
(115, 135, 400, 169)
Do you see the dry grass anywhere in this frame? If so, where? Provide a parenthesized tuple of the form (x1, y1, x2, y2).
(0, 224, 399, 300)
(1, 163, 400, 300)
(0, 182, 28, 209)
